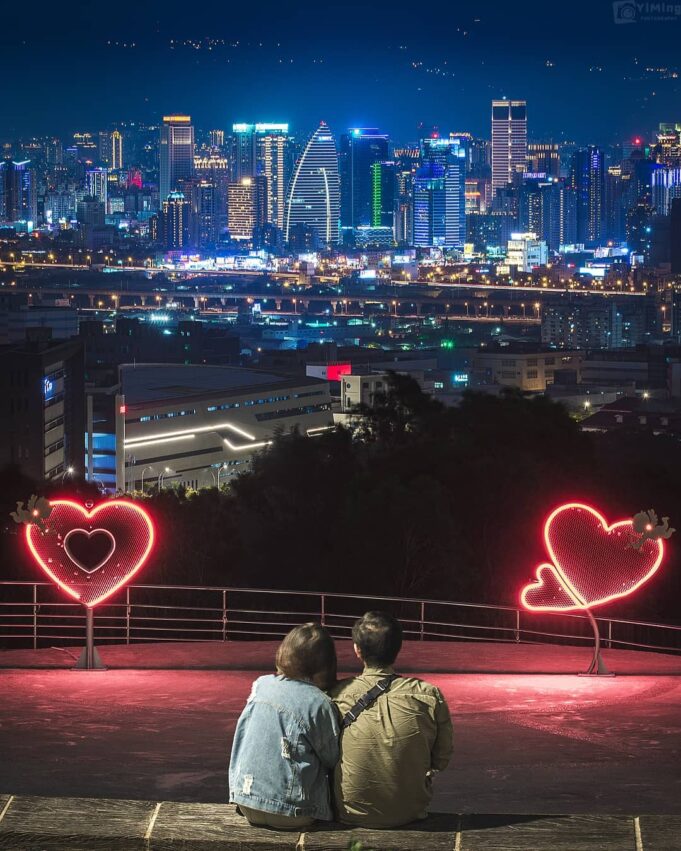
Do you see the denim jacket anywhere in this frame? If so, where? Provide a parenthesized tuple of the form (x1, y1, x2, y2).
(229, 674, 340, 820)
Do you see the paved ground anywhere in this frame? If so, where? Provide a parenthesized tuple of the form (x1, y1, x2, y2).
(1, 642, 680, 815)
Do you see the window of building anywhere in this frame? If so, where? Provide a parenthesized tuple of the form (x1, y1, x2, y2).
(526, 369, 538, 379)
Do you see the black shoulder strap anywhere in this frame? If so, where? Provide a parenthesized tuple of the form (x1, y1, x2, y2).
(342, 674, 399, 729)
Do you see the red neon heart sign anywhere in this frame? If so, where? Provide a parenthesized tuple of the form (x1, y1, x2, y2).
(521, 503, 664, 611)
(26, 500, 155, 608)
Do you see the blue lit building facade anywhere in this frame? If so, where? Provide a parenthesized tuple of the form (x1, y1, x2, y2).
(284, 122, 340, 247)
(412, 153, 466, 250)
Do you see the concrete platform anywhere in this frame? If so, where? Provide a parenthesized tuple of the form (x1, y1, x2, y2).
(1, 641, 680, 818)
(1, 796, 679, 850)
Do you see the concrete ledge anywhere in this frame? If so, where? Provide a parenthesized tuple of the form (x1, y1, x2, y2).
(1, 795, 679, 850)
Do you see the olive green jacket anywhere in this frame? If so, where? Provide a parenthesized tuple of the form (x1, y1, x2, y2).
(330, 666, 453, 828)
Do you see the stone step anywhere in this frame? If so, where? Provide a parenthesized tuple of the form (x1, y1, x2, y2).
(0, 794, 678, 850)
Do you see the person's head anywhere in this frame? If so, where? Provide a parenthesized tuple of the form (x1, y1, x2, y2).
(352, 611, 403, 668)
(275, 622, 337, 691)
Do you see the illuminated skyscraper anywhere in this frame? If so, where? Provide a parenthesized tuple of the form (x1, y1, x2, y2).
(527, 143, 560, 178)
(227, 176, 267, 241)
(111, 130, 123, 170)
(284, 122, 340, 247)
(159, 115, 195, 203)
(339, 128, 390, 233)
(570, 146, 605, 245)
(231, 123, 291, 229)
(412, 154, 466, 250)
(491, 100, 527, 192)
(209, 129, 225, 150)
(371, 161, 396, 229)
(0, 159, 37, 224)
(85, 167, 108, 206)
(160, 191, 192, 250)
(652, 167, 681, 215)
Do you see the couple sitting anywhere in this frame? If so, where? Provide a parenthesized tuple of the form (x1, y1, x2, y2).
(229, 611, 453, 830)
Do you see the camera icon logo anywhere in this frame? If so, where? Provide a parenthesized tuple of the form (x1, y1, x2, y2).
(613, 0, 639, 23)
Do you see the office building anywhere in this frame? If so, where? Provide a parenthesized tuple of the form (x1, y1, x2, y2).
(506, 232, 548, 272)
(77, 197, 106, 227)
(370, 160, 396, 230)
(339, 128, 390, 233)
(209, 129, 225, 149)
(412, 156, 466, 250)
(111, 130, 123, 169)
(672, 198, 681, 274)
(471, 348, 581, 392)
(0, 333, 85, 482)
(284, 121, 340, 247)
(652, 167, 681, 215)
(116, 364, 333, 491)
(0, 159, 37, 225)
(85, 167, 108, 206)
(491, 100, 528, 192)
(194, 153, 229, 237)
(570, 146, 605, 246)
(227, 176, 267, 241)
(527, 143, 560, 178)
(159, 115, 195, 203)
(230, 123, 292, 230)
(160, 191, 192, 250)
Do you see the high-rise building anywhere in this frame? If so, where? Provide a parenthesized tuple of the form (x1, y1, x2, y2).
(339, 128, 390, 233)
(0, 159, 37, 225)
(227, 177, 267, 241)
(371, 161, 396, 230)
(652, 167, 681, 215)
(570, 146, 605, 246)
(413, 157, 466, 250)
(255, 124, 290, 230)
(671, 198, 681, 274)
(527, 143, 560, 178)
(284, 122, 340, 247)
(160, 191, 192, 250)
(85, 167, 108, 206)
(230, 123, 292, 230)
(194, 154, 229, 239)
(111, 130, 123, 169)
(491, 100, 528, 193)
(159, 115, 195, 204)
(506, 232, 548, 272)
(209, 129, 225, 149)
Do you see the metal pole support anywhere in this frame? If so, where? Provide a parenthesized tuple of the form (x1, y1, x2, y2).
(73, 607, 106, 670)
(579, 607, 615, 677)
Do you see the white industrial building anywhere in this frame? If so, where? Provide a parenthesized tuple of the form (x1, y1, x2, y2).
(115, 364, 333, 491)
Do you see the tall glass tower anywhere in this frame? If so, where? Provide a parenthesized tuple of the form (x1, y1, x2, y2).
(339, 128, 390, 232)
(491, 100, 527, 193)
(159, 115, 195, 204)
(413, 156, 466, 250)
(284, 122, 340, 247)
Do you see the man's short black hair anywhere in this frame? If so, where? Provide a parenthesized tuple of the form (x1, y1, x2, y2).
(352, 611, 403, 667)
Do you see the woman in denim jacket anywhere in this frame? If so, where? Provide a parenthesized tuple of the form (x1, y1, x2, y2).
(229, 623, 340, 830)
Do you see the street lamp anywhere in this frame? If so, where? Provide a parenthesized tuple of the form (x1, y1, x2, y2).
(61, 466, 75, 483)
(140, 465, 154, 492)
(158, 467, 174, 489)
(217, 462, 228, 489)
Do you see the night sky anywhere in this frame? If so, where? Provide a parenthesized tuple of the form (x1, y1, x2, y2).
(2, 0, 680, 144)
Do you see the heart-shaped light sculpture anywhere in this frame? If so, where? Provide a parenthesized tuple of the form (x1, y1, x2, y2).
(521, 503, 665, 612)
(26, 499, 155, 608)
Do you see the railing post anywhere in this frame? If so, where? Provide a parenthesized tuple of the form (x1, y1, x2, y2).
(515, 609, 520, 643)
(32, 584, 38, 650)
(320, 594, 326, 627)
(607, 619, 612, 649)
(222, 589, 228, 642)
(125, 586, 131, 645)
(420, 601, 425, 641)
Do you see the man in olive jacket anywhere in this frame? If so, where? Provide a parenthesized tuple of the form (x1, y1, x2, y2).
(331, 611, 453, 828)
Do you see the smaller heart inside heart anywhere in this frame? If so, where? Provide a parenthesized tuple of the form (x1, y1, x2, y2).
(63, 529, 116, 574)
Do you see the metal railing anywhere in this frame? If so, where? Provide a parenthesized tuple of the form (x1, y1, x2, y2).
(1, 581, 681, 655)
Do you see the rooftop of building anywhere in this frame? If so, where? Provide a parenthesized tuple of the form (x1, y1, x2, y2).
(120, 363, 326, 405)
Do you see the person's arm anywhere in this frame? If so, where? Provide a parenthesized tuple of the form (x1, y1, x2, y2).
(430, 688, 453, 771)
(309, 698, 341, 770)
